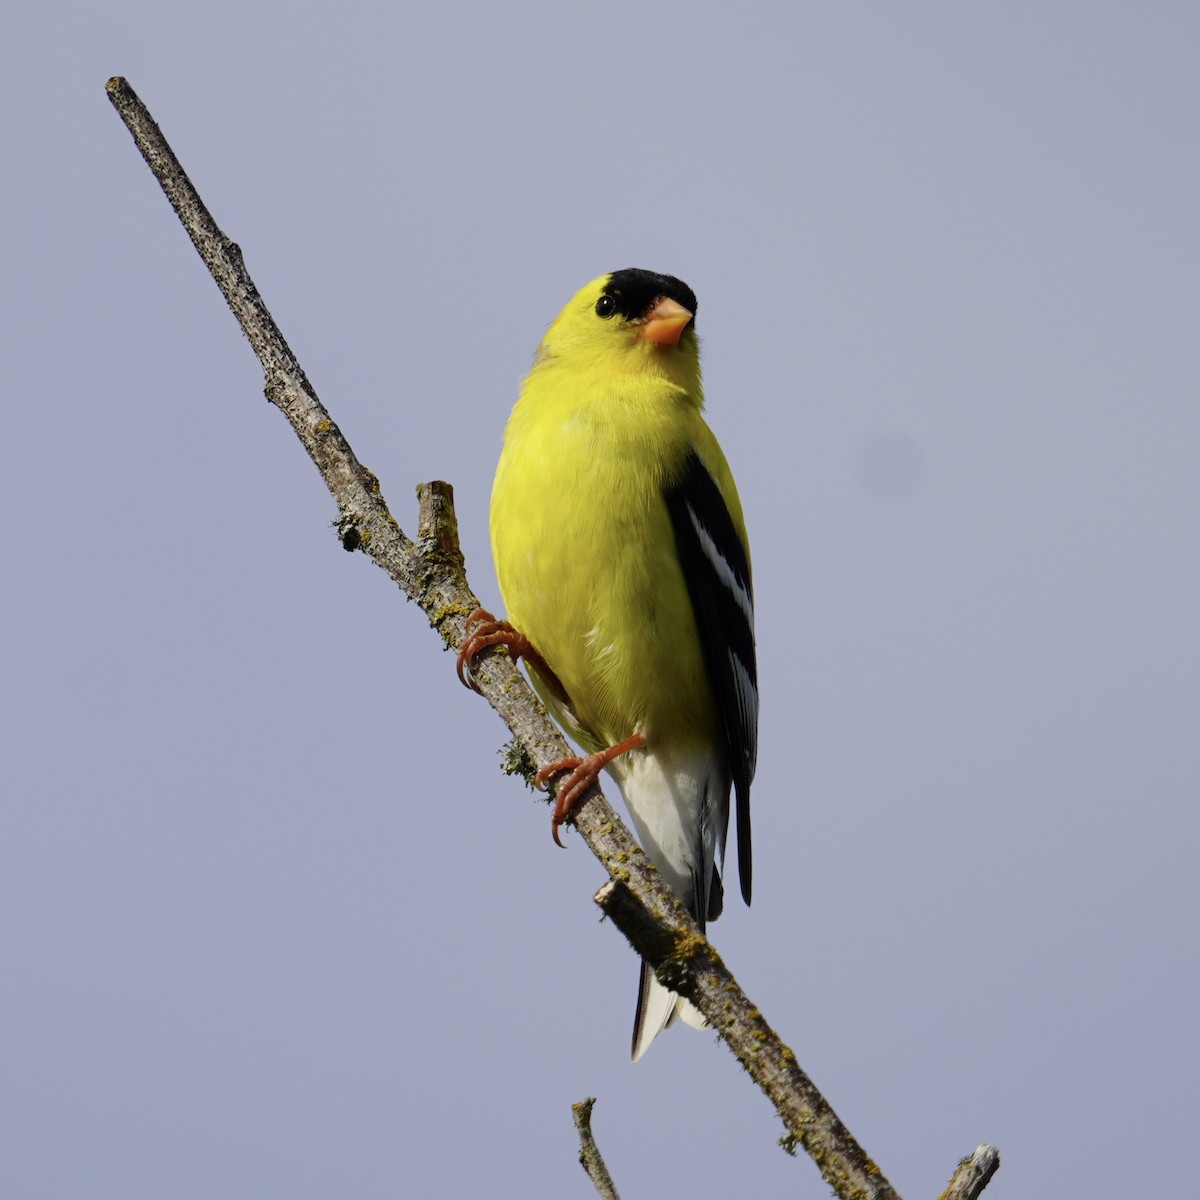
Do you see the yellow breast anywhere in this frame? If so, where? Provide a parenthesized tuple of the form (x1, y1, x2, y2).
(490, 363, 717, 753)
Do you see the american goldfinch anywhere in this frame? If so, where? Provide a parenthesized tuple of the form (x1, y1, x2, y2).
(459, 269, 757, 1060)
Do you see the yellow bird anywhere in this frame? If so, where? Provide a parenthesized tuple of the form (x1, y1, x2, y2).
(459, 269, 757, 1059)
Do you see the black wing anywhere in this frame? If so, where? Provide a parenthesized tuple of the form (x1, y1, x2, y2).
(663, 449, 758, 906)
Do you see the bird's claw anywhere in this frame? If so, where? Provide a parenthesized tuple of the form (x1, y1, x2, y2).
(456, 608, 530, 693)
(536, 732, 647, 848)
(536, 755, 594, 848)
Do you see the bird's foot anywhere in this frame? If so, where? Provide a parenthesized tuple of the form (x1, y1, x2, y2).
(456, 608, 568, 701)
(456, 608, 532, 692)
(536, 732, 646, 847)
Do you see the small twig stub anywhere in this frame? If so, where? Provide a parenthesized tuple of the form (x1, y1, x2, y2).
(572, 1098, 621, 1200)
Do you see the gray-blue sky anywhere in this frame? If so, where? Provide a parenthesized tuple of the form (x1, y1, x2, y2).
(4, 3, 1197, 1196)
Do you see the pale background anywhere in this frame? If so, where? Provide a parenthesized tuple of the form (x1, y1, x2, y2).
(4, 4, 1197, 1197)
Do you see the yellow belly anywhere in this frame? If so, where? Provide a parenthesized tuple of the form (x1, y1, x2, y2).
(490, 383, 716, 754)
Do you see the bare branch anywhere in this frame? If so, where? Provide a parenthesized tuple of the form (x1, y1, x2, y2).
(572, 1099, 622, 1200)
(595, 878, 895, 1196)
(937, 1145, 1001, 1200)
(106, 77, 998, 1200)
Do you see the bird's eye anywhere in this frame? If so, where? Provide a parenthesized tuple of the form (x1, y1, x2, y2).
(595, 295, 617, 318)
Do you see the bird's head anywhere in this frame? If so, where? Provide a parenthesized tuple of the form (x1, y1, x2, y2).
(532, 269, 701, 393)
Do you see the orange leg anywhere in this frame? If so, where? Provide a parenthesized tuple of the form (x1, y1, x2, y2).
(456, 608, 568, 701)
(456, 608, 531, 692)
(537, 732, 646, 848)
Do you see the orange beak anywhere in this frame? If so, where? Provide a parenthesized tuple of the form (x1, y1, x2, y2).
(638, 297, 694, 346)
